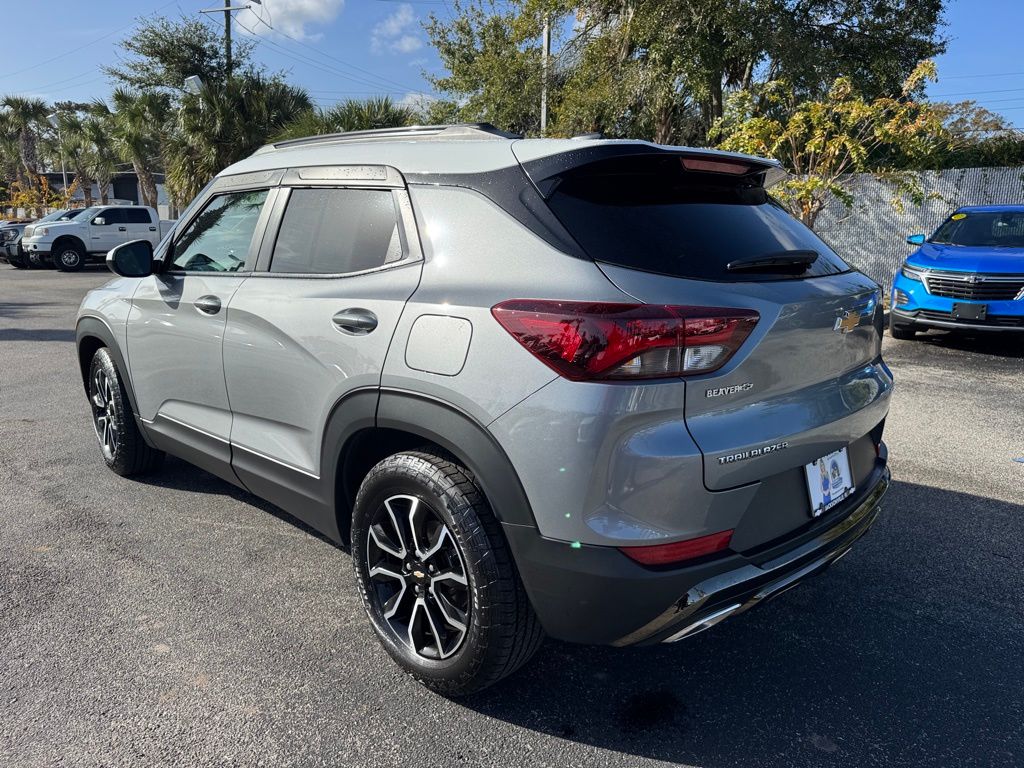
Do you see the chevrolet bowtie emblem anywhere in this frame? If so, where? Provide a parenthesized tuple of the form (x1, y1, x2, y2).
(834, 310, 860, 334)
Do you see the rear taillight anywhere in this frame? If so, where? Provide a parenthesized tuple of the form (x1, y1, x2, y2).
(619, 529, 734, 566)
(491, 300, 758, 381)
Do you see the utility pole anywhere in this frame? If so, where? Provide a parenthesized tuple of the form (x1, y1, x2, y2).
(540, 15, 550, 136)
(224, 0, 232, 78)
(199, 1, 262, 80)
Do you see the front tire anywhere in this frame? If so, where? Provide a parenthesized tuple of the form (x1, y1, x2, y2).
(351, 450, 543, 696)
(889, 314, 917, 340)
(55, 242, 85, 272)
(88, 348, 164, 476)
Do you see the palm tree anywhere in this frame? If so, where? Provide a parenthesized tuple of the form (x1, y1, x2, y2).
(48, 112, 94, 206)
(275, 97, 416, 141)
(1, 96, 49, 190)
(106, 89, 169, 208)
(83, 113, 118, 205)
(165, 74, 312, 204)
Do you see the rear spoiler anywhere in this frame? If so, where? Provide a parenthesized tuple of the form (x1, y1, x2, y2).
(511, 141, 786, 197)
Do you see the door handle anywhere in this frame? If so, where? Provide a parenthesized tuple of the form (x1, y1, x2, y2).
(118, 226, 127, 231)
(194, 295, 222, 315)
(149, 226, 157, 231)
(332, 308, 377, 334)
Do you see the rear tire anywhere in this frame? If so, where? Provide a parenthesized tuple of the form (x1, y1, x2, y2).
(55, 242, 85, 272)
(88, 348, 164, 476)
(351, 450, 544, 696)
(889, 314, 917, 340)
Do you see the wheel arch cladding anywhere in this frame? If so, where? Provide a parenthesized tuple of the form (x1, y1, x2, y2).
(333, 390, 538, 542)
(75, 317, 140, 416)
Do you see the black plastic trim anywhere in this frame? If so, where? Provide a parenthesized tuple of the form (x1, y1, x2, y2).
(376, 389, 537, 528)
(75, 317, 139, 416)
(405, 166, 590, 260)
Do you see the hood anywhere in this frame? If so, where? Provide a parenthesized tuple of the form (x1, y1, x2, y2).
(908, 242, 1024, 274)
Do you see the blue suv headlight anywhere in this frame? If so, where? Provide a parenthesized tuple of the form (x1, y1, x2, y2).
(900, 263, 926, 281)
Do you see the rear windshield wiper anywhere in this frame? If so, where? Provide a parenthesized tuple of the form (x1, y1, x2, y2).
(726, 250, 818, 273)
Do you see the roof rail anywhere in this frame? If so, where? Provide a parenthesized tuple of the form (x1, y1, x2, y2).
(269, 123, 522, 150)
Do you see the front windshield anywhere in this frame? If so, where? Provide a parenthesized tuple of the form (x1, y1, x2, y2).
(69, 207, 102, 221)
(37, 209, 68, 223)
(930, 210, 1024, 248)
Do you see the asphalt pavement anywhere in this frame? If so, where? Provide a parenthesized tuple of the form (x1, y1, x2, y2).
(1, 267, 1022, 767)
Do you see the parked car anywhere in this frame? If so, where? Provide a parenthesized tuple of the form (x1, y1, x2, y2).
(0, 218, 34, 268)
(23, 205, 174, 272)
(891, 205, 1024, 338)
(75, 124, 892, 695)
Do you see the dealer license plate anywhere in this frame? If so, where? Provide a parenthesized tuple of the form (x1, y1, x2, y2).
(805, 448, 855, 518)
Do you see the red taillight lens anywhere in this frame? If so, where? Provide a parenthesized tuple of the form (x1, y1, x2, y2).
(619, 530, 734, 566)
(491, 300, 758, 381)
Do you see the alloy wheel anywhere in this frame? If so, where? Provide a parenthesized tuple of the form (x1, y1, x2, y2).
(59, 250, 80, 268)
(365, 494, 470, 660)
(90, 368, 119, 459)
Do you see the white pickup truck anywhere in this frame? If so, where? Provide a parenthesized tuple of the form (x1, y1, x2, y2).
(22, 205, 175, 272)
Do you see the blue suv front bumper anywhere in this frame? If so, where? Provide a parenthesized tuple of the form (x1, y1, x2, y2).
(891, 270, 1024, 331)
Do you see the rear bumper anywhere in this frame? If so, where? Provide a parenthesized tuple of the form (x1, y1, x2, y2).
(505, 455, 889, 646)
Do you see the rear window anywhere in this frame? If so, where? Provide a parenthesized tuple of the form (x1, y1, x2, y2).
(543, 155, 850, 281)
(930, 210, 1024, 248)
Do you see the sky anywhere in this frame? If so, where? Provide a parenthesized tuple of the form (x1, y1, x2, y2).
(0, 0, 1021, 127)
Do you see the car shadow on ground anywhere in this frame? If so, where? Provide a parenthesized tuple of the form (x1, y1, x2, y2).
(143, 455, 347, 551)
(909, 329, 1024, 358)
(455, 480, 1024, 767)
(884, 310, 1024, 359)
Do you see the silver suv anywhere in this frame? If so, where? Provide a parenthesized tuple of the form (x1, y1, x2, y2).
(75, 124, 892, 695)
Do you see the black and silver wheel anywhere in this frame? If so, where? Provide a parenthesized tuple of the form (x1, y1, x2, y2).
(352, 450, 543, 696)
(87, 348, 164, 476)
(55, 242, 85, 272)
(365, 494, 470, 660)
(889, 313, 917, 340)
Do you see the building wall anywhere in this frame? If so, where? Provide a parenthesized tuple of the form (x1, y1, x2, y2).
(813, 166, 1024, 291)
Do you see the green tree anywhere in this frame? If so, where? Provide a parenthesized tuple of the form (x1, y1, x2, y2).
(276, 97, 416, 141)
(103, 89, 170, 208)
(165, 75, 312, 204)
(711, 62, 950, 227)
(47, 111, 95, 207)
(1, 96, 49, 190)
(105, 15, 255, 93)
(425, 1, 947, 140)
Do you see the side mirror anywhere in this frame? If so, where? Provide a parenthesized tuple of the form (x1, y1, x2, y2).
(906, 233, 926, 245)
(107, 239, 153, 278)
(93, 217, 106, 226)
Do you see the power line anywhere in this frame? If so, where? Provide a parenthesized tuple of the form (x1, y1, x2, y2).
(930, 86, 1024, 99)
(242, 4, 423, 94)
(0, 0, 178, 80)
(233, 15, 428, 96)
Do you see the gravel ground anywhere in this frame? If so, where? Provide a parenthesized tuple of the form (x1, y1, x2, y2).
(1, 267, 1022, 768)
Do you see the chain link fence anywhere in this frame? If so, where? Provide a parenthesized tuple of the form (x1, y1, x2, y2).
(811, 166, 1024, 291)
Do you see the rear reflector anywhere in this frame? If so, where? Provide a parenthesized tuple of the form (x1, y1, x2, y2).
(619, 530, 734, 566)
(491, 300, 758, 381)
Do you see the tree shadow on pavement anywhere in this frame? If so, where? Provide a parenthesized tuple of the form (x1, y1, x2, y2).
(457, 480, 1024, 768)
(0, 328, 75, 342)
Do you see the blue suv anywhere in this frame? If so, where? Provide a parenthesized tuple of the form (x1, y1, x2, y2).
(890, 205, 1024, 339)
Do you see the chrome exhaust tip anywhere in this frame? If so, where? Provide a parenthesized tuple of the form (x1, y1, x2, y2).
(662, 602, 743, 643)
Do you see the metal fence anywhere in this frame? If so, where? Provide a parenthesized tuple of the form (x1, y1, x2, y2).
(811, 166, 1024, 291)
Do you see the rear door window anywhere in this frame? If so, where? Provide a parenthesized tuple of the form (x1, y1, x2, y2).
(269, 188, 404, 275)
(543, 155, 851, 281)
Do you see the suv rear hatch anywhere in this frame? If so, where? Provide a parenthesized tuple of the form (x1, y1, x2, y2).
(514, 143, 891, 535)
